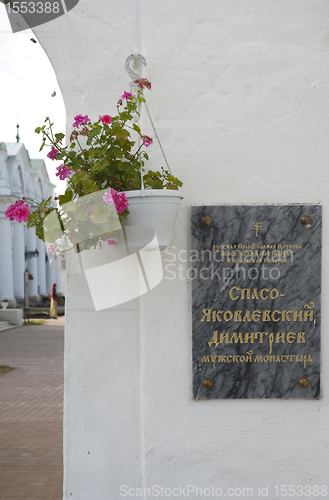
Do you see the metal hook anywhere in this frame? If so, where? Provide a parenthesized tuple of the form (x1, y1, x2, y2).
(125, 53, 147, 86)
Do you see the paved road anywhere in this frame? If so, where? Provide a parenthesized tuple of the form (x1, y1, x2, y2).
(0, 320, 64, 500)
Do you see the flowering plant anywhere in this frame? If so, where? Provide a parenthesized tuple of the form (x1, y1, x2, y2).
(5, 198, 30, 223)
(5, 79, 182, 252)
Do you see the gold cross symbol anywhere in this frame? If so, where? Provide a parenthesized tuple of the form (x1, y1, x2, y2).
(252, 221, 262, 237)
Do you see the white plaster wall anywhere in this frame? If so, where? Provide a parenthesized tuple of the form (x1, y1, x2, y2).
(34, 1, 329, 498)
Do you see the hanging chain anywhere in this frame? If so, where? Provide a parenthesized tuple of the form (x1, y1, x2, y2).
(125, 54, 172, 175)
(143, 101, 172, 174)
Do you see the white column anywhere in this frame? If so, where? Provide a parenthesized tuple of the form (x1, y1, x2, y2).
(37, 237, 47, 296)
(26, 226, 39, 301)
(0, 216, 15, 301)
(13, 222, 25, 300)
(46, 257, 55, 296)
(54, 254, 63, 295)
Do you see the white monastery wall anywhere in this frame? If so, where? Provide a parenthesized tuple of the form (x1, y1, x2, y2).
(34, 1, 329, 498)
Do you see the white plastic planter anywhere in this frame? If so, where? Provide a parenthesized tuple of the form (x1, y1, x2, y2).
(121, 189, 183, 249)
(1, 302, 8, 310)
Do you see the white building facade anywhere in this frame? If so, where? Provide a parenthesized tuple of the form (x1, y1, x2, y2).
(33, 1, 329, 498)
(0, 141, 62, 306)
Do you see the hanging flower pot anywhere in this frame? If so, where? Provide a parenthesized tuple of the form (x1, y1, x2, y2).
(5, 71, 183, 254)
(121, 189, 183, 249)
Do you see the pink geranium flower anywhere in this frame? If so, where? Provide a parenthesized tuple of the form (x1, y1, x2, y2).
(14, 204, 30, 222)
(79, 126, 90, 137)
(107, 239, 118, 246)
(70, 130, 78, 142)
(5, 199, 30, 222)
(101, 115, 112, 124)
(141, 135, 153, 147)
(113, 191, 129, 213)
(102, 191, 114, 204)
(103, 188, 129, 213)
(134, 78, 151, 90)
(47, 244, 57, 256)
(5, 203, 17, 221)
(56, 164, 73, 180)
(47, 146, 59, 160)
(5, 198, 30, 222)
(121, 91, 133, 101)
(72, 114, 90, 128)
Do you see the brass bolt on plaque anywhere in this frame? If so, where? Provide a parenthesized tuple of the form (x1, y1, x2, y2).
(202, 378, 214, 389)
(298, 377, 310, 388)
(201, 216, 212, 227)
(300, 215, 313, 227)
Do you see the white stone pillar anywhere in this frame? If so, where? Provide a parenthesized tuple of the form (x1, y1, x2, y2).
(0, 216, 15, 302)
(46, 252, 63, 295)
(13, 222, 25, 300)
(54, 254, 63, 295)
(37, 237, 47, 296)
(26, 226, 39, 301)
(46, 257, 55, 296)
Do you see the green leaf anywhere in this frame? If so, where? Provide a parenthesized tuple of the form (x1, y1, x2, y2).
(90, 204, 111, 224)
(35, 226, 45, 241)
(55, 133, 65, 141)
(71, 171, 89, 185)
(89, 126, 102, 137)
(113, 147, 123, 158)
(114, 127, 130, 141)
(132, 123, 141, 134)
(58, 188, 73, 206)
(149, 179, 163, 189)
(102, 220, 121, 233)
(75, 208, 88, 221)
(62, 201, 76, 213)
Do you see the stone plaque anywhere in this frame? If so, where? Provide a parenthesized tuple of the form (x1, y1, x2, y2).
(191, 205, 321, 399)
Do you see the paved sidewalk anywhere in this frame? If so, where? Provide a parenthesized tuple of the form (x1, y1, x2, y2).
(32, 317, 65, 328)
(0, 322, 64, 500)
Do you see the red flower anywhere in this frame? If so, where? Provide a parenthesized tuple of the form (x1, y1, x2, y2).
(134, 78, 151, 90)
(101, 115, 112, 124)
(141, 135, 153, 147)
(70, 130, 78, 142)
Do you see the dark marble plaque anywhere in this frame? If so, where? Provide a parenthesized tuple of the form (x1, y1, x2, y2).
(191, 205, 321, 399)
